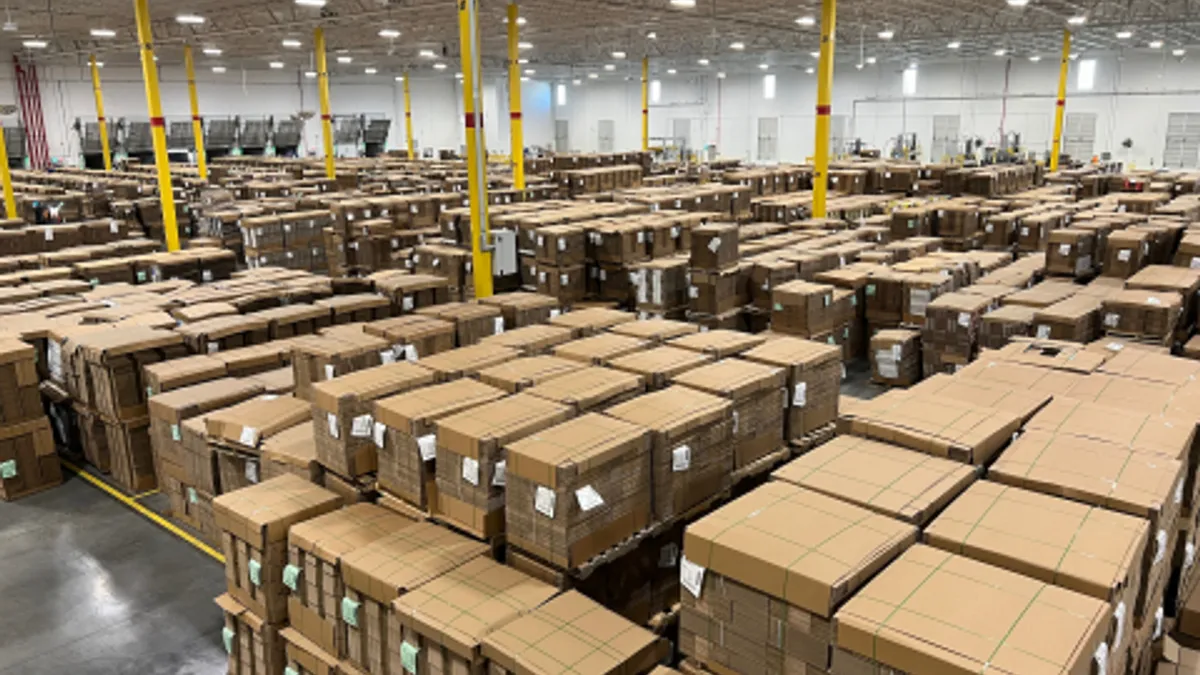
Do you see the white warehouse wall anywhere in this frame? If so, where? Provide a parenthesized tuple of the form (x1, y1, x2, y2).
(3, 51, 1197, 169)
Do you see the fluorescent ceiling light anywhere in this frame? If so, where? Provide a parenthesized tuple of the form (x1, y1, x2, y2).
(717, 72, 726, 79)
(518, 41, 532, 49)
(305, 71, 316, 78)
(90, 28, 116, 38)
(282, 39, 301, 48)
(419, 49, 436, 58)
(612, 51, 626, 59)
(520, 76, 529, 82)
(855, 63, 864, 70)
(669, 0, 696, 7)
(1174, 48, 1187, 56)
(994, 48, 1007, 56)
(518, 58, 529, 64)
(730, 42, 744, 50)
(524, 68, 535, 75)
(364, 67, 377, 74)
(604, 63, 615, 70)
(203, 47, 222, 56)
(573, 79, 581, 85)
(666, 68, 677, 74)
(878, 29, 894, 40)
(1006, 0, 1029, 6)
(212, 66, 226, 73)
(866, 56, 877, 64)
(337, 56, 353, 64)
(758, 63, 769, 70)
(1070, 52, 1080, 59)
(1116, 30, 1132, 39)
(433, 62, 447, 70)
(1028, 55, 1041, 61)
(1068, 15, 1087, 25)
(269, 61, 284, 69)
(646, 31, 657, 39)
(394, 75, 404, 81)
(295, 0, 326, 6)
(588, 72, 599, 79)
(1149, 40, 1164, 49)
(455, 72, 463, 79)
(176, 14, 205, 24)
(805, 67, 815, 74)
(95, 61, 104, 67)
(379, 29, 400, 39)
(947, 41, 961, 49)
(796, 15, 815, 26)
(22, 40, 46, 48)
(697, 58, 709, 65)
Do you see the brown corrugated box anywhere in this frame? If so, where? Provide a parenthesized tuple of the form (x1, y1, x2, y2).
(548, 307, 636, 338)
(772, 434, 976, 526)
(260, 423, 323, 484)
(833, 545, 1110, 675)
(373, 380, 506, 511)
(286, 503, 416, 656)
(482, 590, 666, 675)
(668, 329, 767, 359)
(148, 377, 265, 487)
(606, 386, 732, 521)
(524, 365, 645, 414)
(553, 333, 650, 366)
(1003, 279, 1079, 308)
(339, 522, 488, 675)
(362, 315, 455, 363)
(434, 394, 574, 539)
(771, 280, 853, 338)
(75, 326, 188, 421)
(249, 304, 332, 341)
(481, 324, 574, 356)
(742, 337, 841, 441)
(476, 291, 560, 330)
(280, 626, 340, 675)
(290, 332, 390, 401)
(1102, 289, 1184, 341)
(609, 318, 699, 344)
(690, 224, 739, 271)
(477, 356, 586, 394)
(176, 314, 271, 355)
(143, 354, 227, 395)
(672, 359, 786, 469)
(413, 343, 520, 383)
(206, 394, 314, 453)
(681, 482, 917, 673)
(218, 593, 286, 675)
(868, 328, 921, 387)
(606, 346, 713, 391)
(392, 556, 559, 675)
(506, 413, 652, 568)
(981, 304, 1037, 349)
(416, 302, 504, 347)
(247, 366, 296, 396)
(0, 417, 62, 501)
(908, 373, 1053, 422)
(311, 362, 436, 479)
(213, 474, 343, 623)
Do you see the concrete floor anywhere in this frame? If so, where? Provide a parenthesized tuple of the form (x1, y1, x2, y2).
(0, 358, 883, 675)
(0, 471, 226, 675)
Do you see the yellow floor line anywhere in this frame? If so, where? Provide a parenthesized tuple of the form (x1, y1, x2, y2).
(134, 489, 161, 500)
(60, 459, 224, 564)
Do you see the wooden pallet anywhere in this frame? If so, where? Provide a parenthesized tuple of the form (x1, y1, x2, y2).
(731, 446, 793, 483)
(789, 422, 837, 454)
(648, 603, 681, 635)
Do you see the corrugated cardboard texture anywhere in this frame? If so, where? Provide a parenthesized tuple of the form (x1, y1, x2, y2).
(206, 395, 313, 451)
(668, 329, 767, 359)
(478, 356, 586, 394)
(260, 423, 323, 484)
(506, 414, 652, 568)
(607, 346, 714, 391)
(340, 521, 489, 605)
(143, 353, 227, 394)
(549, 307, 636, 338)
(1024, 397, 1195, 462)
(772, 435, 976, 526)
(363, 315, 455, 361)
(683, 482, 917, 618)
(217, 593, 286, 675)
(609, 318, 700, 343)
(482, 590, 665, 675)
(280, 626, 340, 675)
(907, 374, 1053, 422)
(553, 334, 651, 366)
(0, 417, 61, 501)
(672, 359, 787, 469)
(525, 366, 645, 414)
(925, 480, 1147, 605)
(869, 329, 921, 387)
(742, 337, 842, 439)
(392, 556, 558, 668)
(834, 545, 1110, 675)
(414, 343, 520, 383)
(482, 324, 575, 356)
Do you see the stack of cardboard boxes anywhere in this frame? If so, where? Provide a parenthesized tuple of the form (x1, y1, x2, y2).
(0, 338, 62, 501)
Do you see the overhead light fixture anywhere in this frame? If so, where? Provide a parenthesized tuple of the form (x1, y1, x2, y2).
(1068, 15, 1087, 25)
(364, 67, 377, 74)
(433, 62, 448, 70)
(697, 58, 709, 66)
(604, 63, 615, 71)
(1174, 48, 1187, 56)
(419, 49, 437, 58)
(758, 63, 769, 70)
(1116, 30, 1132, 39)
(878, 29, 894, 40)
(203, 47, 222, 56)
(1029, 55, 1042, 61)
(810, 51, 820, 58)
(1069, 52, 1080, 59)
(294, 0, 326, 6)
(269, 61, 285, 69)
(717, 72, 726, 79)
(503, 16, 527, 25)
(796, 15, 816, 26)
(995, 48, 1008, 56)
(866, 56, 877, 64)
(282, 39, 301, 48)
(518, 41, 532, 49)
(22, 39, 47, 48)
(667, 68, 677, 74)
(573, 78, 582, 85)
(805, 67, 815, 74)
(1006, 0, 1029, 6)
(305, 71, 316, 78)
(455, 72, 463, 79)
(1149, 40, 1164, 49)
(669, 0, 696, 7)
(730, 41, 744, 50)
(175, 14, 205, 24)
(612, 51, 626, 59)
(947, 41, 961, 49)
(394, 75, 405, 81)
(1, 21, 16, 32)
(95, 61, 104, 68)
(520, 76, 530, 82)
(90, 28, 116, 38)
(855, 63, 864, 70)
(337, 56, 353, 64)
(378, 29, 400, 39)
(588, 72, 598, 79)
(646, 31, 657, 39)
(518, 58, 529, 64)
(524, 68, 536, 75)
(212, 66, 227, 73)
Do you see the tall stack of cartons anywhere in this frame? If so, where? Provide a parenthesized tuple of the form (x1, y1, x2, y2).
(921, 291, 992, 375)
(0, 338, 62, 501)
(205, 395, 315, 495)
(689, 224, 742, 327)
(743, 336, 842, 444)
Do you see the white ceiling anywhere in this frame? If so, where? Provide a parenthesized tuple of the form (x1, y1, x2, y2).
(2, 0, 1199, 78)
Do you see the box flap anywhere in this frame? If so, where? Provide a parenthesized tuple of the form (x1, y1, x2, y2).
(507, 413, 651, 487)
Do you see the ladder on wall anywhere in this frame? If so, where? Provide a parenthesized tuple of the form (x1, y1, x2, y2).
(13, 55, 50, 170)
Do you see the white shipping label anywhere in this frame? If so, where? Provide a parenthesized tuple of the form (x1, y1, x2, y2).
(1177, 479, 1185, 505)
(351, 415, 374, 438)
(637, 232, 646, 244)
(892, 344, 903, 360)
(659, 542, 679, 568)
(462, 457, 480, 486)
(557, 238, 567, 252)
(1113, 602, 1127, 653)
(957, 312, 971, 328)
(560, 274, 569, 286)
(402, 296, 414, 311)
(492, 461, 506, 487)
(239, 427, 259, 447)
(324, 364, 336, 380)
(1020, 227, 1030, 237)
(1118, 249, 1132, 262)
(373, 422, 386, 449)
(910, 289, 932, 317)
(878, 360, 899, 380)
(732, 411, 740, 434)
(985, 224, 994, 234)
(576, 485, 605, 511)
(1191, 257, 1200, 270)
(1154, 606, 1165, 640)
(494, 317, 505, 335)
(707, 237, 722, 253)
(689, 285, 699, 299)
(680, 556, 706, 598)
(380, 350, 397, 364)
(1147, 296, 1162, 306)
(417, 434, 437, 461)
(1093, 643, 1109, 675)
(1058, 244, 1072, 256)
(1104, 313, 1120, 328)
(245, 460, 259, 484)
(327, 413, 341, 439)
(549, 309, 561, 319)
(793, 383, 808, 407)
(207, 342, 220, 355)
(403, 344, 420, 362)
(537, 235, 545, 247)
(1155, 529, 1168, 565)
(110, 220, 120, 234)
(535, 486, 556, 518)
(672, 445, 691, 472)
(44, 229, 53, 242)
(1036, 325, 1051, 339)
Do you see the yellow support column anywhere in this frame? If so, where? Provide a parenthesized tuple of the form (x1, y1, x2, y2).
(314, 27, 336, 180)
(811, 0, 836, 219)
(0, 122, 16, 219)
(507, 3, 525, 189)
(403, 75, 415, 160)
(133, 0, 180, 252)
(1049, 29, 1072, 172)
(183, 46, 208, 180)
(458, 0, 493, 298)
(641, 57, 649, 152)
(88, 55, 113, 171)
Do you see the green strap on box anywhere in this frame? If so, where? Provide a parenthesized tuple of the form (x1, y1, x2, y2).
(401, 641, 419, 674)
(222, 626, 235, 654)
(0, 460, 16, 480)
(248, 559, 262, 587)
(282, 564, 301, 592)
(342, 596, 361, 627)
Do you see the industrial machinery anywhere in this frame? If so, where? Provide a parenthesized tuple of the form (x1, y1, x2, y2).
(363, 114, 391, 157)
(333, 114, 363, 156)
(888, 132, 920, 161)
(123, 118, 155, 164)
(240, 116, 272, 156)
(274, 114, 307, 157)
(72, 117, 120, 169)
(4, 125, 25, 169)
(205, 116, 237, 159)
(167, 117, 194, 162)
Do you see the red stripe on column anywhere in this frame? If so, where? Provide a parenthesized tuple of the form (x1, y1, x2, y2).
(642, 109, 648, 114)
(321, 114, 332, 121)
(465, 113, 477, 128)
(816, 104, 831, 115)
(192, 115, 201, 123)
(97, 116, 106, 123)
(510, 112, 522, 120)
(1056, 99, 1065, 107)
(150, 116, 165, 127)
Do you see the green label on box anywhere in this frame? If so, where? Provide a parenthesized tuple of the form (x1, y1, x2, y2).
(146, 386, 153, 399)
(171, 424, 181, 442)
(0, 460, 16, 479)
(282, 564, 301, 592)
(285, 668, 299, 675)
(222, 626, 235, 654)
(187, 487, 197, 504)
(342, 597, 361, 627)
(866, 285, 876, 297)
(401, 641, 419, 674)
(136, 270, 147, 282)
(773, 303, 783, 311)
(248, 559, 262, 587)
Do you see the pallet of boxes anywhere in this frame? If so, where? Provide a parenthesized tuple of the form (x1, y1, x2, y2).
(0, 337, 63, 501)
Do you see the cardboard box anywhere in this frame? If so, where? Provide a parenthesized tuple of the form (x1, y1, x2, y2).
(902, 272, 954, 326)
(339, 522, 488, 675)
(476, 291, 561, 330)
(668, 329, 767, 359)
(524, 365, 645, 414)
(1047, 228, 1098, 278)
(148, 377, 264, 487)
(291, 332, 391, 401)
(286, 503, 416, 657)
(610, 318, 699, 344)
(606, 386, 732, 521)
(0, 417, 62, 501)
(217, 593, 286, 675)
(868, 329, 921, 387)
(549, 307, 636, 338)
(482, 591, 666, 675)
(391, 556, 558, 675)
(980, 304, 1037, 350)
(434, 393, 574, 539)
(833, 545, 1110, 675)
(1102, 289, 1184, 341)
(1128, 265, 1200, 328)
(213, 474, 343, 623)
(672, 359, 786, 470)
(105, 416, 157, 495)
(0, 338, 48, 427)
(1033, 294, 1104, 342)
(632, 257, 691, 315)
(251, 305, 332, 340)
(477, 355, 585, 394)
(689, 266, 746, 317)
(681, 482, 917, 672)
(481, 324, 574, 356)
(363, 315, 456, 364)
(773, 435, 976, 526)
(75, 327, 188, 422)
(921, 291, 992, 375)
(690, 224, 739, 271)
(279, 626, 341, 675)
(536, 264, 587, 304)
(415, 302, 504, 347)
(742, 337, 842, 441)
(412, 343, 519, 383)
(177, 315, 271, 355)
(1105, 229, 1154, 279)
(260, 423, 323, 485)
(143, 354, 227, 395)
(535, 224, 586, 267)
(770, 281, 848, 338)
(506, 413, 653, 568)
(553, 333, 651, 366)
(311, 362, 436, 479)
(607, 346, 714, 391)
(374, 379, 506, 511)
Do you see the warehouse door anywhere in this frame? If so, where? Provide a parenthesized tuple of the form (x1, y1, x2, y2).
(672, 118, 691, 157)
(554, 120, 570, 153)
(1164, 113, 1200, 168)
(597, 119, 615, 152)
(931, 115, 960, 162)
(1063, 113, 1097, 161)
(757, 117, 779, 162)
